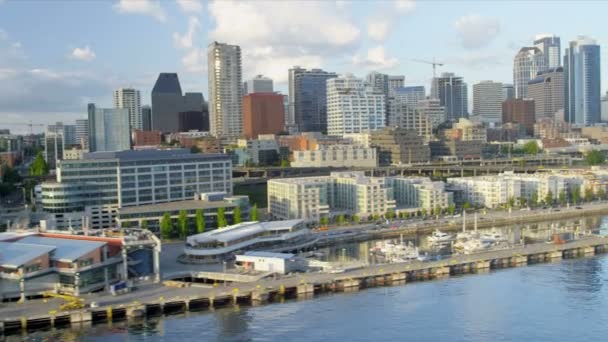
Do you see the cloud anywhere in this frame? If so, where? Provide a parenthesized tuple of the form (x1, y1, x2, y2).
(454, 14, 501, 49)
(366, 1, 415, 42)
(173, 17, 200, 49)
(367, 20, 390, 42)
(207, 0, 360, 83)
(0, 28, 26, 65)
(69, 46, 96, 61)
(181, 48, 206, 73)
(394, 0, 415, 13)
(352, 46, 399, 70)
(113, 0, 166, 22)
(176, 0, 202, 13)
(445, 52, 505, 69)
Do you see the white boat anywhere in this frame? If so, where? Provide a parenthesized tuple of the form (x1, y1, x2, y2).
(370, 236, 420, 262)
(462, 239, 494, 254)
(456, 211, 479, 241)
(428, 230, 455, 244)
(480, 229, 507, 243)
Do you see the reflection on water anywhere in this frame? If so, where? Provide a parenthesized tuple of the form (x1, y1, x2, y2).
(16, 215, 608, 342)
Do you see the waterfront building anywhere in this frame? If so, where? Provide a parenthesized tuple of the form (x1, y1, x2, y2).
(431, 72, 468, 121)
(244, 75, 273, 95)
(389, 177, 453, 212)
(564, 36, 601, 125)
(40, 149, 232, 230)
(141, 105, 152, 131)
(288, 66, 337, 132)
(87, 104, 131, 152)
(513, 47, 545, 99)
(182, 219, 314, 263)
(208, 41, 243, 138)
(327, 74, 386, 136)
(291, 144, 377, 168)
(527, 67, 565, 121)
(75, 119, 89, 149)
(473, 81, 503, 124)
(113, 88, 142, 130)
(235, 251, 304, 274)
(503, 99, 535, 135)
(0, 229, 160, 301)
(243, 93, 285, 138)
(370, 127, 430, 165)
(534, 34, 561, 69)
(151, 73, 204, 133)
(502, 84, 515, 101)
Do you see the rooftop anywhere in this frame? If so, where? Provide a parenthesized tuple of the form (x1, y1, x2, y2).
(241, 251, 296, 259)
(18, 236, 106, 262)
(187, 219, 304, 245)
(0, 242, 56, 268)
(119, 199, 237, 215)
(79, 149, 229, 162)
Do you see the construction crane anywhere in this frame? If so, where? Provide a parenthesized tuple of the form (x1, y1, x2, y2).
(6, 122, 44, 135)
(409, 58, 444, 78)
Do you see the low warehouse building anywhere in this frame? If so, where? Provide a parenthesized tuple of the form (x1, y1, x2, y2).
(235, 251, 304, 274)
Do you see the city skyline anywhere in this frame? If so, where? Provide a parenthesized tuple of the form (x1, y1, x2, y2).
(2, 0, 608, 133)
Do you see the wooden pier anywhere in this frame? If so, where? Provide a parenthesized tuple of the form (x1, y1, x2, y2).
(2, 235, 608, 337)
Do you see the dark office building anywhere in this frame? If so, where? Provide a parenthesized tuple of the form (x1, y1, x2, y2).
(151, 73, 204, 133)
(288, 67, 337, 133)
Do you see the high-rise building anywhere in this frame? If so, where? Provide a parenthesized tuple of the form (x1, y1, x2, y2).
(534, 34, 561, 69)
(513, 47, 545, 98)
(288, 66, 337, 133)
(502, 99, 535, 135)
(602, 92, 608, 122)
(366, 71, 389, 95)
(388, 101, 432, 142)
(527, 67, 564, 121)
(75, 119, 89, 150)
(431, 72, 468, 121)
(47, 122, 77, 146)
(87, 104, 131, 152)
(208, 41, 243, 138)
(388, 75, 405, 91)
(392, 86, 426, 108)
(113, 88, 141, 130)
(473, 81, 503, 124)
(242, 93, 285, 139)
(141, 105, 152, 131)
(564, 36, 601, 125)
(244, 75, 273, 95)
(416, 98, 446, 129)
(502, 84, 515, 101)
(44, 131, 63, 169)
(326, 74, 386, 136)
(151, 73, 204, 133)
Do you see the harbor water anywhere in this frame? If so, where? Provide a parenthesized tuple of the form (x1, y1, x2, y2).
(15, 216, 608, 341)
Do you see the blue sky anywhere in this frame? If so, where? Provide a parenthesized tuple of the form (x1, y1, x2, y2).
(1, 0, 608, 133)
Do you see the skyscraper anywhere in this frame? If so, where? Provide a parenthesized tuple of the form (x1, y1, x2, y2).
(473, 81, 503, 124)
(288, 67, 337, 133)
(534, 34, 561, 69)
(527, 67, 564, 121)
(113, 88, 141, 130)
(366, 71, 389, 95)
(388, 75, 405, 90)
(151, 73, 203, 133)
(327, 74, 386, 136)
(416, 98, 446, 129)
(431, 72, 468, 121)
(88, 103, 131, 152)
(208, 41, 243, 138)
(244, 75, 273, 95)
(513, 47, 545, 98)
(75, 119, 89, 149)
(47, 122, 77, 146)
(502, 84, 515, 101)
(392, 86, 426, 108)
(243, 93, 285, 138)
(564, 36, 601, 125)
(141, 105, 152, 131)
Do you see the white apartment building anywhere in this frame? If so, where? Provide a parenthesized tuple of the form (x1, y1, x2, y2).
(113, 88, 142, 130)
(389, 177, 454, 212)
(388, 101, 432, 142)
(327, 74, 386, 136)
(291, 144, 377, 168)
(267, 177, 331, 222)
(473, 81, 503, 124)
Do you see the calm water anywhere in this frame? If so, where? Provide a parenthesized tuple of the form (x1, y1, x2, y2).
(17, 216, 608, 342)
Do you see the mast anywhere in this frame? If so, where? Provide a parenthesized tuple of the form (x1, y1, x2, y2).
(462, 210, 466, 233)
(474, 212, 478, 232)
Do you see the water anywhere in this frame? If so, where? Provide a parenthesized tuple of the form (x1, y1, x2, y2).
(16, 216, 608, 341)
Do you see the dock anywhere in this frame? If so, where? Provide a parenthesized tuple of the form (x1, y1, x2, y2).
(2, 235, 608, 337)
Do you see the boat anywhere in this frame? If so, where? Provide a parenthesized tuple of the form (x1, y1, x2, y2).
(480, 229, 507, 243)
(428, 230, 454, 244)
(462, 239, 494, 254)
(370, 235, 421, 262)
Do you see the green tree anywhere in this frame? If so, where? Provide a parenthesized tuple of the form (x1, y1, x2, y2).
(372, 213, 380, 221)
(337, 214, 346, 225)
(545, 190, 554, 206)
(421, 208, 428, 217)
(195, 209, 205, 234)
(2, 167, 21, 184)
(233, 206, 242, 224)
(584, 187, 594, 202)
(558, 190, 566, 205)
(352, 215, 360, 224)
(141, 220, 148, 230)
(217, 207, 227, 228)
(280, 159, 290, 167)
(250, 204, 259, 221)
(530, 193, 538, 207)
(597, 188, 606, 201)
(319, 216, 329, 225)
(585, 150, 605, 166)
(160, 212, 173, 240)
(29, 151, 49, 176)
(178, 210, 188, 239)
(434, 206, 441, 216)
(447, 204, 456, 215)
(463, 202, 471, 210)
(522, 141, 540, 155)
(385, 210, 395, 220)
(518, 197, 527, 207)
(571, 186, 581, 204)
(508, 196, 515, 208)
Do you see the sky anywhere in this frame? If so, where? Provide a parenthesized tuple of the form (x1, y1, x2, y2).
(2, 0, 608, 134)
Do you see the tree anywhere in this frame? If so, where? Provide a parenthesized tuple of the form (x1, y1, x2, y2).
(545, 190, 554, 206)
(385, 210, 395, 220)
(352, 215, 360, 224)
(584, 187, 594, 202)
(434, 206, 441, 216)
(160, 212, 173, 240)
(558, 190, 566, 205)
(463, 202, 471, 210)
(319, 216, 329, 225)
(337, 214, 346, 225)
(250, 204, 259, 221)
(518, 197, 527, 208)
(522, 141, 540, 155)
(597, 188, 606, 201)
(29, 151, 49, 176)
(585, 150, 605, 166)
(195, 209, 205, 234)
(217, 207, 227, 228)
(571, 186, 581, 204)
(508, 196, 515, 208)
(280, 159, 290, 167)
(2, 167, 21, 184)
(178, 210, 188, 239)
(141, 220, 148, 230)
(421, 208, 428, 217)
(233, 206, 242, 224)
(447, 204, 456, 215)
(530, 193, 538, 207)
(190, 145, 201, 154)
(372, 214, 380, 221)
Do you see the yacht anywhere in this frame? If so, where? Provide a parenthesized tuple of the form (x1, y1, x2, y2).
(370, 237, 421, 262)
(428, 230, 455, 244)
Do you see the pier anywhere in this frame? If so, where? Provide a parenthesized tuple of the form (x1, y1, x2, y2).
(2, 234, 608, 337)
